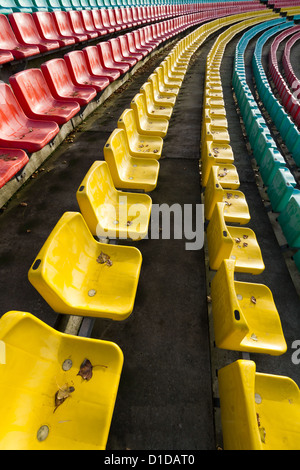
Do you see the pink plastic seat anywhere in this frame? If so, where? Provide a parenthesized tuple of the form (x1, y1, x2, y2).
(109, 38, 136, 68)
(99, 8, 115, 34)
(53, 11, 87, 44)
(67, 11, 98, 40)
(124, 8, 138, 28)
(119, 8, 133, 29)
(64, 50, 110, 92)
(127, 31, 147, 58)
(32, 12, 76, 48)
(83, 45, 120, 83)
(90, 10, 108, 36)
(126, 32, 144, 60)
(41, 58, 97, 106)
(114, 8, 127, 30)
(9, 13, 60, 53)
(133, 30, 151, 55)
(9, 68, 80, 125)
(97, 41, 129, 75)
(106, 8, 122, 32)
(118, 35, 141, 64)
(0, 148, 29, 189)
(80, 10, 105, 38)
(0, 83, 59, 153)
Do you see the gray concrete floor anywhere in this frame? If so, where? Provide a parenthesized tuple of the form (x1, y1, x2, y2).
(0, 24, 299, 451)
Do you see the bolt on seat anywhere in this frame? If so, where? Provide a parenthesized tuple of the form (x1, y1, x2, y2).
(118, 108, 163, 159)
(206, 202, 265, 274)
(218, 359, 300, 450)
(211, 259, 287, 355)
(28, 211, 142, 321)
(76, 161, 152, 241)
(104, 128, 159, 192)
(0, 310, 123, 450)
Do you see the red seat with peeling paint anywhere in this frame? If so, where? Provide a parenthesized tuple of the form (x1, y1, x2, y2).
(83, 46, 120, 83)
(99, 8, 115, 34)
(97, 41, 129, 75)
(0, 148, 29, 189)
(126, 32, 144, 60)
(32, 12, 76, 48)
(132, 30, 150, 56)
(9, 69, 80, 125)
(67, 10, 98, 40)
(109, 38, 136, 68)
(106, 8, 121, 32)
(90, 10, 108, 37)
(64, 50, 110, 92)
(117, 35, 141, 66)
(9, 13, 60, 53)
(0, 83, 59, 153)
(52, 10, 87, 43)
(41, 58, 97, 107)
(80, 10, 105, 38)
(114, 8, 127, 30)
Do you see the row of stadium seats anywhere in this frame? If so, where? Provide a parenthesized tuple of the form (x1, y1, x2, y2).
(0, 10, 205, 190)
(202, 10, 300, 450)
(0, 16, 210, 450)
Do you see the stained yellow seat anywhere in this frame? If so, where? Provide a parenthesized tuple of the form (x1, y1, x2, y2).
(202, 162, 240, 190)
(104, 128, 160, 192)
(201, 140, 236, 186)
(204, 123, 230, 144)
(204, 165, 250, 224)
(201, 111, 228, 142)
(0, 310, 123, 450)
(140, 82, 173, 120)
(147, 73, 177, 106)
(155, 67, 180, 96)
(211, 260, 287, 355)
(218, 360, 300, 450)
(161, 59, 184, 85)
(76, 161, 152, 240)
(130, 93, 169, 138)
(28, 211, 142, 320)
(206, 202, 265, 274)
(117, 108, 163, 159)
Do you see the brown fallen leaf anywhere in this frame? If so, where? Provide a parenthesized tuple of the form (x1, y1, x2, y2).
(251, 296, 257, 304)
(97, 251, 113, 267)
(77, 358, 93, 381)
(54, 383, 75, 412)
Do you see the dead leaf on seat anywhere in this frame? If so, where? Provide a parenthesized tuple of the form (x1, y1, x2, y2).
(251, 296, 257, 304)
(77, 358, 93, 381)
(97, 251, 113, 267)
(54, 383, 75, 412)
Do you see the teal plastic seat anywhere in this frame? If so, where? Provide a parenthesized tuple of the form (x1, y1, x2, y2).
(267, 167, 299, 213)
(259, 147, 286, 187)
(278, 193, 300, 248)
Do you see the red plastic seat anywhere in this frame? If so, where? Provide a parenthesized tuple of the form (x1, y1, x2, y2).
(114, 8, 127, 30)
(53, 11, 87, 44)
(144, 25, 160, 48)
(9, 13, 60, 53)
(124, 7, 138, 28)
(131, 7, 142, 25)
(0, 148, 29, 189)
(0, 83, 59, 153)
(133, 30, 151, 55)
(41, 58, 97, 106)
(99, 8, 115, 34)
(118, 35, 141, 64)
(9, 68, 80, 125)
(80, 10, 105, 38)
(0, 14, 39, 61)
(83, 45, 120, 83)
(64, 50, 110, 93)
(119, 7, 133, 29)
(106, 8, 122, 32)
(126, 32, 144, 60)
(109, 37, 136, 68)
(90, 10, 108, 37)
(32, 12, 76, 48)
(67, 11, 98, 40)
(97, 41, 129, 75)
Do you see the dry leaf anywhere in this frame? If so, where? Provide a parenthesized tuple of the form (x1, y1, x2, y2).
(54, 383, 75, 412)
(77, 358, 93, 381)
(251, 296, 256, 304)
(97, 251, 113, 267)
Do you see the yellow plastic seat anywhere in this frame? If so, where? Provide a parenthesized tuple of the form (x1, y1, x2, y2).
(117, 108, 163, 159)
(147, 73, 177, 107)
(104, 128, 160, 192)
(203, 162, 240, 190)
(140, 82, 173, 120)
(76, 161, 152, 240)
(218, 360, 300, 450)
(206, 202, 265, 274)
(130, 93, 169, 138)
(211, 259, 287, 355)
(201, 111, 228, 142)
(204, 123, 230, 144)
(0, 310, 123, 450)
(28, 211, 142, 320)
(161, 59, 184, 85)
(155, 67, 180, 97)
(201, 141, 236, 187)
(204, 165, 250, 224)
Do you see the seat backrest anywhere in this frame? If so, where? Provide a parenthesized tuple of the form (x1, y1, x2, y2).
(83, 45, 104, 75)
(64, 50, 90, 83)
(118, 35, 129, 56)
(9, 12, 42, 44)
(109, 38, 123, 61)
(9, 68, 53, 114)
(68, 10, 85, 33)
(80, 10, 96, 31)
(206, 202, 234, 269)
(91, 9, 104, 30)
(0, 13, 19, 49)
(0, 82, 28, 133)
(97, 41, 116, 68)
(41, 58, 74, 96)
(118, 108, 139, 145)
(53, 10, 74, 36)
(103, 128, 131, 178)
(32, 11, 60, 41)
(100, 8, 111, 28)
(131, 93, 148, 122)
(204, 165, 224, 220)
